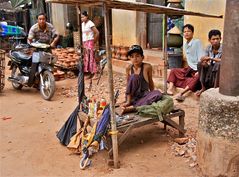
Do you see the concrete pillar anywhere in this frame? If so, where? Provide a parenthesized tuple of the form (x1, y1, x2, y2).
(197, 1, 239, 176)
(219, 0, 239, 96)
(197, 89, 239, 177)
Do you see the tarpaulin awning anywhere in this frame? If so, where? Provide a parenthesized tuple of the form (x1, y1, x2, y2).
(45, 0, 222, 19)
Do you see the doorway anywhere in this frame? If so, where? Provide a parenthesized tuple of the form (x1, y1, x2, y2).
(147, 0, 165, 49)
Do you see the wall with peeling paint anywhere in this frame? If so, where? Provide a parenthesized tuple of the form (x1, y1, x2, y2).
(184, 0, 226, 47)
(112, 0, 137, 46)
(51, 3, 67, 35)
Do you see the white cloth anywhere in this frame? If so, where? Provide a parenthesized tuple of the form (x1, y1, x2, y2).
(183, 38, 204, 71)
(0, 21, 7, 26)
(82, 20, 95, 42)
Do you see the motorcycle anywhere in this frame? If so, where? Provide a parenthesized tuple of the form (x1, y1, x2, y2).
(8, 42, 57, 100)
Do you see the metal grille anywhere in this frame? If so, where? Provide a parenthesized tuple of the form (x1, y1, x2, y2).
(0, 49, 5, 92)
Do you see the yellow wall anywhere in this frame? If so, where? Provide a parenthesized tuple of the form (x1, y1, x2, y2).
(184, 0, 226, 48)
(112, 0, 137, 46)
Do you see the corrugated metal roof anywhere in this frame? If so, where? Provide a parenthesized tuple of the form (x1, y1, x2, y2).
(45, 0, 223, 19)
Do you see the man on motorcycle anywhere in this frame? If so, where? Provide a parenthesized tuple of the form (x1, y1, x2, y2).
(28, 13, 59, 48)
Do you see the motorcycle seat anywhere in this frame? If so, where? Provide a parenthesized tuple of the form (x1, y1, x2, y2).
(11, 51, 32, 61)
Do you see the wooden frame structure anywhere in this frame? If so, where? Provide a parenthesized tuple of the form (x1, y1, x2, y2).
(46, 0, 223, 168)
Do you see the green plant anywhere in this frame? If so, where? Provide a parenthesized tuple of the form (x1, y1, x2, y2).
(10, 0, 30, 9)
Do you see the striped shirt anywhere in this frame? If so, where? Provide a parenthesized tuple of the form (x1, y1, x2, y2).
(205, 43, 223, 64)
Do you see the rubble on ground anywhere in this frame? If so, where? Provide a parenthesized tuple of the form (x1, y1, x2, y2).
(171, 137, 198, 168)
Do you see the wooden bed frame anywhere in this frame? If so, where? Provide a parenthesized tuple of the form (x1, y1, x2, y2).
(108, 108, 185, 157)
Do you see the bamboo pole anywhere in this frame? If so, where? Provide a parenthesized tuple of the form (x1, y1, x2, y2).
(76, 5, 86, 105)
(76, 5, 83, 55)
(163, 15, 168, 93)
(102, 3, 119, 168)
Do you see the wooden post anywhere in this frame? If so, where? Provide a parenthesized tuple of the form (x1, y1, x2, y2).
(76, 5, 83, 50)
(163, 15, 168, 93)
(102, 3, 119, 168)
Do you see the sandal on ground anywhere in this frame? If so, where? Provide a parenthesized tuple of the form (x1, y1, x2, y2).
(175, 95, 185, 102)
(85, 74, 93, 80)
(166, 92, 173, 96)
(92, 75, 99, 80)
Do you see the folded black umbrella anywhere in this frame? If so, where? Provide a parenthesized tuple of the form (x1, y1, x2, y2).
(56, 105, 79, 146)
(56, 59, 84, 146)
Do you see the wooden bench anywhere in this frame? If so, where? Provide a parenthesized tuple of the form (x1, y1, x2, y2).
(79, 108, 186, 158)
(108, 108, 186, 157)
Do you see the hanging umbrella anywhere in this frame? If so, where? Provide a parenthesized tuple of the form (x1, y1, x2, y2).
(80, 106, 111, 170)
(93, 106, 111, 143)
(56, 59, 85, 146)
(56, 105, 79, 146)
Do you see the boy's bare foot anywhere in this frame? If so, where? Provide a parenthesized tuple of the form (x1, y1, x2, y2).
(121, 101, 131, 108)
(118, 106, 136, 115)
(119, 106, 126, 116)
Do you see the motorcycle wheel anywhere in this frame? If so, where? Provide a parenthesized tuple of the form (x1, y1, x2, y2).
(11, 65, 23, 90)
(40, 70, 55, 101)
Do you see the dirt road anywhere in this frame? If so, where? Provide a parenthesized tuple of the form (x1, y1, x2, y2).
(0, 65, 200, 177)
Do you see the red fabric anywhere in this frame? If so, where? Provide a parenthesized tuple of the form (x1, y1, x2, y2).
(83, 40, 97, 74)
(167, 67, 199, 91)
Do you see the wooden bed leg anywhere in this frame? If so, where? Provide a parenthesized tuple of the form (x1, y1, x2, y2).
(164, 123, 167, 130)
(108, 125, 134, 158)
(179, 113, 185, 137)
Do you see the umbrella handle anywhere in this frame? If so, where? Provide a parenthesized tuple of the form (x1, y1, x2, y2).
(79, 156, 91, 170)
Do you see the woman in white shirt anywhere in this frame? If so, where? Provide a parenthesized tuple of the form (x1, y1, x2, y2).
(81, 11, 99, 79)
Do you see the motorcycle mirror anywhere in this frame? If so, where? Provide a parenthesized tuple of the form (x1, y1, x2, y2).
(99, 50, 106, 56)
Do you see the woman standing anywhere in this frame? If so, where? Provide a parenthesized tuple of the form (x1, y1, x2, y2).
(81, 11, 99, 79)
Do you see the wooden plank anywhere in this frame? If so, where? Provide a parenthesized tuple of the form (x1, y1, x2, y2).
(45, 0, 223, 19)
(117, 117, 158, 132)
(109, 109, 186, 156)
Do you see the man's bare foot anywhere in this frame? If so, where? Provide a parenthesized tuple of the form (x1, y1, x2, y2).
(167, 90, 173, 96)
(195, 88, 206, 97)
(167, 88, 174, 96)
(175, 93, 185, 102)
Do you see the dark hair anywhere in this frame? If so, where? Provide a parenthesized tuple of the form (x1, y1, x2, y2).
(208, 29, 221, 39)
(36, 12, 47, 20)
(183, 24, 194, 33)
(82, 11, 88, 17)
(127, 45, 144, 57)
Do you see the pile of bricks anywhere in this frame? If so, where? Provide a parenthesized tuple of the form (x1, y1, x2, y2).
(52, 48, 79, 69)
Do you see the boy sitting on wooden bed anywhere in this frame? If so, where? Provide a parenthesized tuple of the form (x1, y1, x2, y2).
(119, 45, 162, 115)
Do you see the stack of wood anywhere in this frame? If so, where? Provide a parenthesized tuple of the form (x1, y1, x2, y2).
(52, 48, 80, 69)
